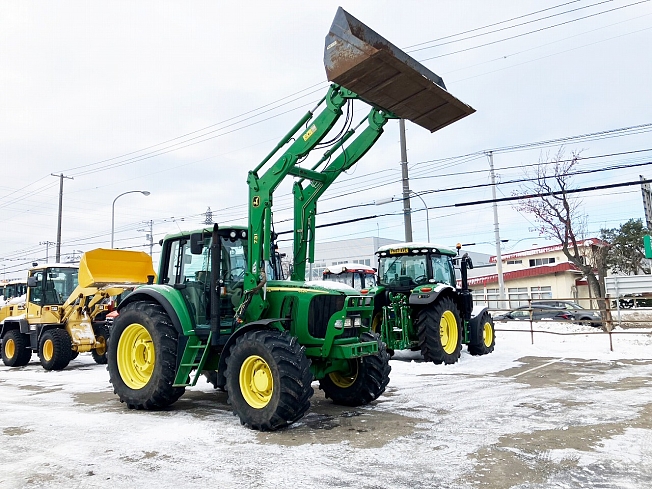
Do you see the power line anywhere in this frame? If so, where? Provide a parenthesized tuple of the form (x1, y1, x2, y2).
(407, 0, 610, 53)
(419, 0, 651, 62)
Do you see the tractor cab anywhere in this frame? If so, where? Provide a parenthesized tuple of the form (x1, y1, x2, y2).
(376, 243, 457, 293)
(323, 263, 377, 291)
(159, 226, 252, 332)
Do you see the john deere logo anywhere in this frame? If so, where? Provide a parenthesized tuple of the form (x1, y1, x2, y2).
(252, 196, 260, 207)
(302, 124, 317, 142)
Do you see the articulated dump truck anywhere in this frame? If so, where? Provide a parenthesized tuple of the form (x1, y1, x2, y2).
(105, 8, 475, 431)
(0, 249, 155, 370)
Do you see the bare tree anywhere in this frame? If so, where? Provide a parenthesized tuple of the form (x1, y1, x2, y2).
(513, 148, 612, 329)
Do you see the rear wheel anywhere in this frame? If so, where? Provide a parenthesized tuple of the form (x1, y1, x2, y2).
(319, 332, 391, 406)
(91, 323, 110, 364)
(2, 330, 32, 367)
(38, 329, 72, 370)
(468, 312, 495, 356)
(225, 330, 313, 431)
(107, 302, 185, 409)
(416, 297, 462, 364)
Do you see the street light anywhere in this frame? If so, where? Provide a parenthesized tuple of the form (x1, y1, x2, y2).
(409, 191, 429, 243)
(111, 190, 151, 248)
(375, 191, 430, 242)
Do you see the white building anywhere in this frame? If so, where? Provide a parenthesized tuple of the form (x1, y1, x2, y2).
(467, 239, 606, 308)
(279, 237, 493, 281)
(279, 236, 400, 280)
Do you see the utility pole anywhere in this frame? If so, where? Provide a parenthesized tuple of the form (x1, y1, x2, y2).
(51, 173, 73, 263)
(399, 119, 413, 242)
(138, 220, 154, 256)
(640, 175, 652, 230)
(487, 152, 506, 306)
(39, 241, 55, 263)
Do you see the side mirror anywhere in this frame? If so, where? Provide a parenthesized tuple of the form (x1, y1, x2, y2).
(27, 276, 38, 287)
(190, 233, 204, 255)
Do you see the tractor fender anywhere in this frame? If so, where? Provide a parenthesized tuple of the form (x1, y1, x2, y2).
(117, 289, 186, 336)
(408, 284, 455, 306)
(467, 306, 490, 331)
(214, 318, 287, 389)
(1, 318, 30, 337)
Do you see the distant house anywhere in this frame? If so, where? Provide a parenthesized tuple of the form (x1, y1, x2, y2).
(467, 239, 607, 308)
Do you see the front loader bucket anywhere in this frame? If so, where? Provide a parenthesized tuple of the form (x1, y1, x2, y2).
(324, 8, 475, 132)
(78, 249, 156, 288)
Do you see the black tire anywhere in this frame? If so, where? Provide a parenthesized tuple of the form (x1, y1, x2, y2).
(225, 330, 313, 431)
(2, 329, 32, 367)
(70, 350, 79, 360)
(91, 323, 110, 364)
(468, 311, 495, 356)
(38, 329, 72, 371)
(416, 297, 462, 364)
(107, 301, 185, 409)
(319, 332, 391, 407)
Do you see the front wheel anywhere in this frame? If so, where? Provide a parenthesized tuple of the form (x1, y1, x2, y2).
(416, 297, 462, 364)
(91, 323, 110, 364)
(107, 302, 185, 409)
(2, 330, 32, 367)
(468, 312, 495, 356)
(225, 330, 313, 431)
(38, 329, 72, 370)
(319, 332, 391, 407)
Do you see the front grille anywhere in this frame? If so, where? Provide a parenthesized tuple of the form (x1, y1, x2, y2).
(308, 295, 345, 339)
(339, 327, 360, 339)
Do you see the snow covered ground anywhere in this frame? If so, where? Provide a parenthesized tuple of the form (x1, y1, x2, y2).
(2, 322, 652, 489)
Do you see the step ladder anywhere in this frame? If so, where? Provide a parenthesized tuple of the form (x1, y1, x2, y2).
(173, 332, 212, 387)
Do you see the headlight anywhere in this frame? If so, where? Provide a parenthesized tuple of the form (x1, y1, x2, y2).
(343, 318, 352, 328)
(334, 319, 344, 330)
(353, 317, 362, 327)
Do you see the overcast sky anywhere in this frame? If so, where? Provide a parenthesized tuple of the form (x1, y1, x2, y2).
(1, 0, 651, 278)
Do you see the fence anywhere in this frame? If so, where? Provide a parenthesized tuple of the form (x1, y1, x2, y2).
(489, 296, 652, 352)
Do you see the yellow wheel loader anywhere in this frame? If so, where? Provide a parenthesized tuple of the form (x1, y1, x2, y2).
(0, 249, 156, 370)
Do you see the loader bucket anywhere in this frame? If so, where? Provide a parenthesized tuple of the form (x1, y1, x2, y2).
(77, 249, 156, 288)
(324, 7, 475, 132)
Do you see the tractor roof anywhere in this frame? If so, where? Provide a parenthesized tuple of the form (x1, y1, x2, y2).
(376, 242, 457, 257)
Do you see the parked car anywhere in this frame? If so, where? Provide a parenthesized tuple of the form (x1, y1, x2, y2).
(532, 300, 602, 327)
(494, 305, 576, 322)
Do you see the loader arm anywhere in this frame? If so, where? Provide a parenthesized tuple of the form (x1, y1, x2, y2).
(291, 107, 396, 280)
(243, 84, 361, 321)
(241, 7, 475, 323)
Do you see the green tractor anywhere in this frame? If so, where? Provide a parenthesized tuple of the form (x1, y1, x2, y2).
(370, 243, 495, 363)
(106, 7, 475, 430)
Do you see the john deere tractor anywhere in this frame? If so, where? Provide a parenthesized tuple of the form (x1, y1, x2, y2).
(370, 243, 495, 364)
(106, 7, 475, 430)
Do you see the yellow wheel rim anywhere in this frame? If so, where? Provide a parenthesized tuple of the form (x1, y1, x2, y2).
(95, 336, 107, 356)
(239, 355, 273, 409)
(5, 338, 15, 359)
(117, 323, 154, 390)
(483, 322, 494, 347)
(43, 339, 54, 361)
(329, 361, 358, 388)
(371, 313, 382, 333)
(440, 310, 459, 354)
